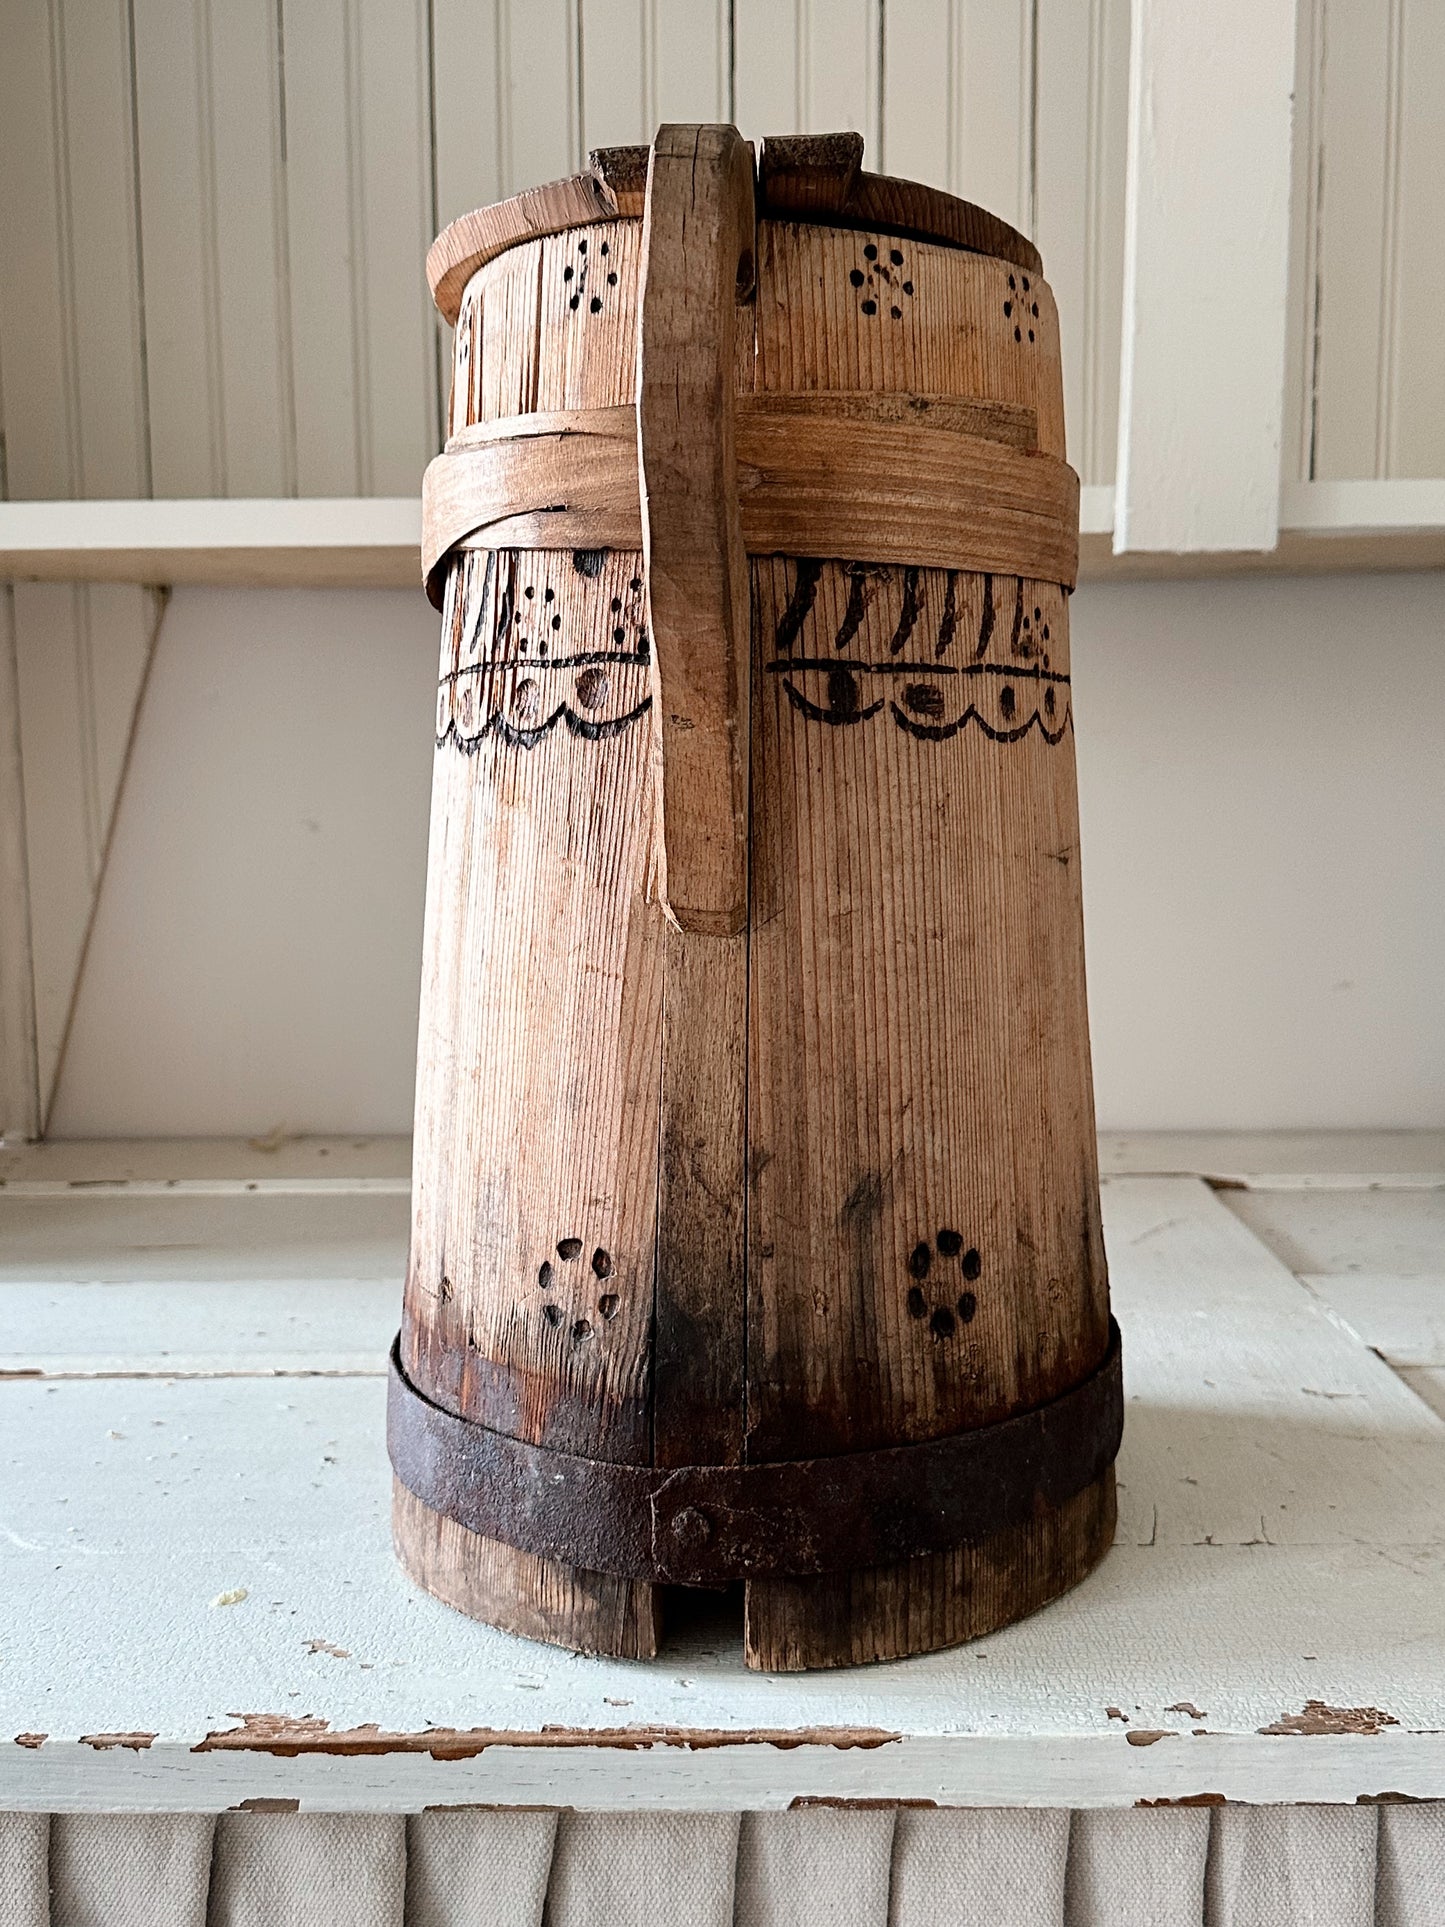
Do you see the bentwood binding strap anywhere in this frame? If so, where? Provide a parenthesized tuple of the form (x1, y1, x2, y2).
(388, 1319, 1123, 1586)
(420, 402, 1080, 609)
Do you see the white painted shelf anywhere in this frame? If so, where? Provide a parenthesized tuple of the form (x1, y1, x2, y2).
(2, 482, 1444, 591)
(1, 1138, 1444, 1812)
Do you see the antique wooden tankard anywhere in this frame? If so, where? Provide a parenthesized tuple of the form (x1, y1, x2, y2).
(389, 127, 1122, 1671)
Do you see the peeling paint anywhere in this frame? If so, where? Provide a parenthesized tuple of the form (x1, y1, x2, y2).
(1125, 1730, 1174, 1747)
(12, 1733, 46, 1749)
(1166, 1702, 1207, 1719)
(790, 1796, 938, 1810)
(194, 1713, 902, 1759)
(1136, 1792, 1226, 1807)
(1105, 1707, 1128, 1723)
(230, 1797, 300, 1812)
(1259, 1701, 1400, 1737)
(79, 1732, 157, 1751)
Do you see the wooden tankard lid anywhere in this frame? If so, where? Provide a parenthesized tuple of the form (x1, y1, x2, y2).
(426, 131, 1041, 327)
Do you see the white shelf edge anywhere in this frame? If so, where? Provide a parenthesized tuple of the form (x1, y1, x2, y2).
(2, 482, 1444, 589)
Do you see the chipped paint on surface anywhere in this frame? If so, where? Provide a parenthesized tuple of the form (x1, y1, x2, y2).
(1259, 1702, 1401, 1737)
(1167, 1701, 1207, 1719)
(12, 1734, 45, 1749)
(79, 1732, 157, 1751)
(1125, 1730, 1174, 1746)
(194, 1714, 903, 1759)
(1136, 1792, 1226, 1806)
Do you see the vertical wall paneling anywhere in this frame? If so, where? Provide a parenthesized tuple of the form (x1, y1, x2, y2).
(732, 0, 801, 135)
(283, 0, 367, 494)
(880, 0, 950, 185)
(948, 0, 1033, 236)
(131, 0, 226, 496)
(10, 584, 163, 1126)
(1032, 0, 1088, 478)
(499, 0, 580, 194)
(431, 2, 504, 229)
(1280, 0, 1324, 486)
(1034, 0, 1128, 486)
(1386, 1, 1445, 478)
(580, 0, 646, 152)
(284, 0, 437, 496)
(580, 0, 729, 153)
(1309, 0, 1394, 480)
(198, 0, 294, 496)
(0, 0, 82, 501)
(735, 0, 880, 153)
(1114, 0, 1299, 553)
(56, 0, 151, 501)
(0, 590, 40, 1141)
(0, 0, 162, 1132)
(350, 0, 439, 491)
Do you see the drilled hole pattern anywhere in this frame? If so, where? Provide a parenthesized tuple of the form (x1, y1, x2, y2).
(851, 240, 916, 321)
(904, 1231, 983, 1340)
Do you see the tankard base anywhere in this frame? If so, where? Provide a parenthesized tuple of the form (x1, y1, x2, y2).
(391, 1468, 1116, 1672)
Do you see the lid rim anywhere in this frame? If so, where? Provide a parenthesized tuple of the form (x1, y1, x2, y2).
(427, 133, 1040, 325)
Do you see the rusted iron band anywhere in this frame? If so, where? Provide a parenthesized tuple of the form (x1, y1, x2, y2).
(387, 1318, 1123, 1584)
(421, 401, 1080, 608)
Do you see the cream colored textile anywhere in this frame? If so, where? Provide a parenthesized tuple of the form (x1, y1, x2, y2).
(208, 1812, 406, 1927)
(7, 1802, 1445, 1922)
(735, 1807, 896, 1927)
(545, 1813, 740, 1927)
(0, 1811, 49, 1927)
(1207, 1804, 1377, 1927)
(1377, 1804, 1445, 1927)
(891, 1808, 1072, 1927)
(1066, 1807, 1211, 1926)
(51, 1814, 214, 1927)
(405, 1810, 557, 1927)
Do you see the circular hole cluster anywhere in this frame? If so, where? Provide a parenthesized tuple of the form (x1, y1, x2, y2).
(1005, 271, 1039, 343)
(537, 1237, 619, 1340)
(565, 236, 616, 316)
(905, 1232, 982, 1340)
(851, 242, 915, 320)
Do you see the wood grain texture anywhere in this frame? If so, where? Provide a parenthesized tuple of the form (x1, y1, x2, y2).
(737, 162, 1100, 1666)
(636, 125, 755, 937)
(402, 202, 662, 1640)
(745, 1469, 1116, 1671)
(404, 135, 1106, 1669)
(392, 1478, 660, 1659)
(422, 395, 1074, 601)
(636, 127, 754, 1470)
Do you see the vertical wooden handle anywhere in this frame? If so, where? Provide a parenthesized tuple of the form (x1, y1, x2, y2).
(636, 125, 756, 938)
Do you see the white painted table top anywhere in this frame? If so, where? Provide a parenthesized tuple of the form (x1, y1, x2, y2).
(2, 1135, 1443, 1812)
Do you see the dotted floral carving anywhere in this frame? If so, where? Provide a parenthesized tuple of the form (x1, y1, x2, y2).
(536, 1233, 620, 1343)
(563, 234, 620, 317)
(436, 550, 652, 752)
(850, 240, 915, 320)
(1005, 269, 1039, 344)
(905, 1230, 983, 1340)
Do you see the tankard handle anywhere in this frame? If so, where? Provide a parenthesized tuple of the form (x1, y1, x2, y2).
(636, 125, 756, 938)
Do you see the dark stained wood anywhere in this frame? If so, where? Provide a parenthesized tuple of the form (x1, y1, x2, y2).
(637, 126, 755, 1469)
(758, 132, 1042, 277)
(401, 128, 1112, 1672)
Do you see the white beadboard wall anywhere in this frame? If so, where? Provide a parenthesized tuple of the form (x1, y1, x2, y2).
(45, 569, 1445, 1138)
(4, 0, 1444, 1137)
(3, 0, 1442, 509)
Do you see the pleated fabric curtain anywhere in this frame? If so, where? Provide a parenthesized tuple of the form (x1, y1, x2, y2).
(3, 1804, 1443, 1927)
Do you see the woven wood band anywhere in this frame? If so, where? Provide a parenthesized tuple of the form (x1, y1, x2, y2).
(387, 1319, 1123, 1585)
(421, 401, 1081, 609)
